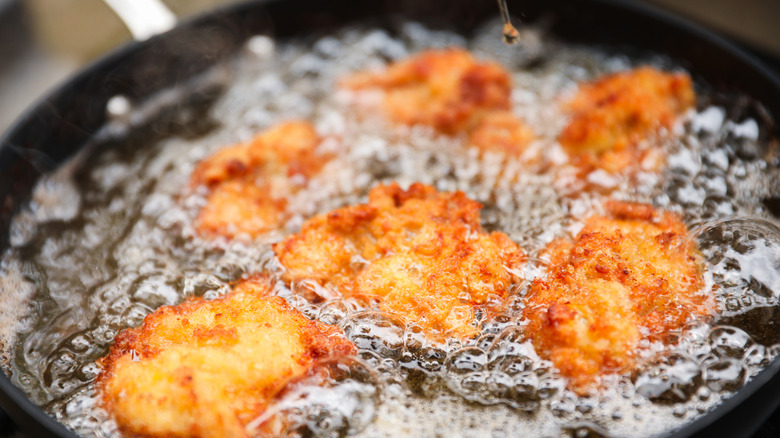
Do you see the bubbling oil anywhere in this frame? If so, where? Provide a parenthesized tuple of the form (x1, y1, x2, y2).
(1, 20, 780, 438)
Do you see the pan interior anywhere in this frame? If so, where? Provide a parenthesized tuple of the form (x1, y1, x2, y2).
(2, 18, 780, 438)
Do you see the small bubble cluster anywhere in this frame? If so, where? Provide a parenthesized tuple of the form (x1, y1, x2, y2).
(245, 359, 379, 438)
(693, 219, 780, 317)
(444, 328, 553, 410)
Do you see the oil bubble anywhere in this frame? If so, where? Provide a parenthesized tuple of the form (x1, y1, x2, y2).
(558, 422, 611, 438)
(703, 358, 746, 392)
(743, 344, 769, 371)
(708, 326, 754, 359)
(340, 311, 406, 359)
(634, 353, 702, 403)
(538, 376, 565, 400)
(694, 218, 780, 316)
(247, 358, 379, 437)
(317, 298, 361, 326)
(446, 347, 488, 375)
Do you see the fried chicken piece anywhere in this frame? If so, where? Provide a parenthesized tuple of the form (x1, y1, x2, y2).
(468, 111, 535, 155)
(559, 67, 695, 173)
(274, 183, 525, 340)
(190, 121, 330, 238)
(97, 277, 355, 438)
(523, 200, 711, 392)
(343, 48, 533, 153)
(343, 48, 510, 134)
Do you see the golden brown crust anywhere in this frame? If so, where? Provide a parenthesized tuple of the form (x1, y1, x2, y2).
(274, 183, 525, 340)
(559, 67, 695, 173)
(190, 121, 329, 238)
(97, 277, 355, 438)
(523, 201, 711, 392)
(343, 48, 533, 154)
(468, 111, 535, 155)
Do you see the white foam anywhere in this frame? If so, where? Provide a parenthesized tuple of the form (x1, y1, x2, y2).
(729, 118, 760, 140)
(693, 106, 725, 134)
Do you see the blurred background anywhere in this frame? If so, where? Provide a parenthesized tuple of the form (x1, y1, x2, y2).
(1, 0, 779, 134)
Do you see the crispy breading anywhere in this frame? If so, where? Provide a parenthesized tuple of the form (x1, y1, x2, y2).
(343, 48, 533, 153)
(559, 67, 695, 173)
(97, 277, 355, 438)
(274, 183, 525, 340)
(190, 121, 330, 238)
(468, 111, 535, 155)
(523, 200, 712, 392)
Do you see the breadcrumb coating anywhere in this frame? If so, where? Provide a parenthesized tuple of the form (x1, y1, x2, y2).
(468, 111, 535, 155)
(190, 121, 330, 238)
(274, 183, 525, 340)
(343, 48, 533, 154)
(97, 277, 354, 438)
(523, 200, 712, 392)
(559, 67, 695, 173)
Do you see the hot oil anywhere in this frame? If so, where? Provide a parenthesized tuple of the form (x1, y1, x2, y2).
(1, 20, 780, 438)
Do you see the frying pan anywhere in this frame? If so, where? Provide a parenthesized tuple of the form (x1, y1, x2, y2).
(1, 0, 780, 436)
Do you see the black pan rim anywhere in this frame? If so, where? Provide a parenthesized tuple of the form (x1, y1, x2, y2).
(596, 0, 780, 99)
(1, 0, 780, 437)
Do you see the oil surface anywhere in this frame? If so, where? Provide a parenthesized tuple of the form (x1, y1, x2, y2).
(1, 20, 780, 438)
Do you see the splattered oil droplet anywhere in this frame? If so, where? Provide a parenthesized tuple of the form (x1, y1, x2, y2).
(497, 0, 521, 45)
